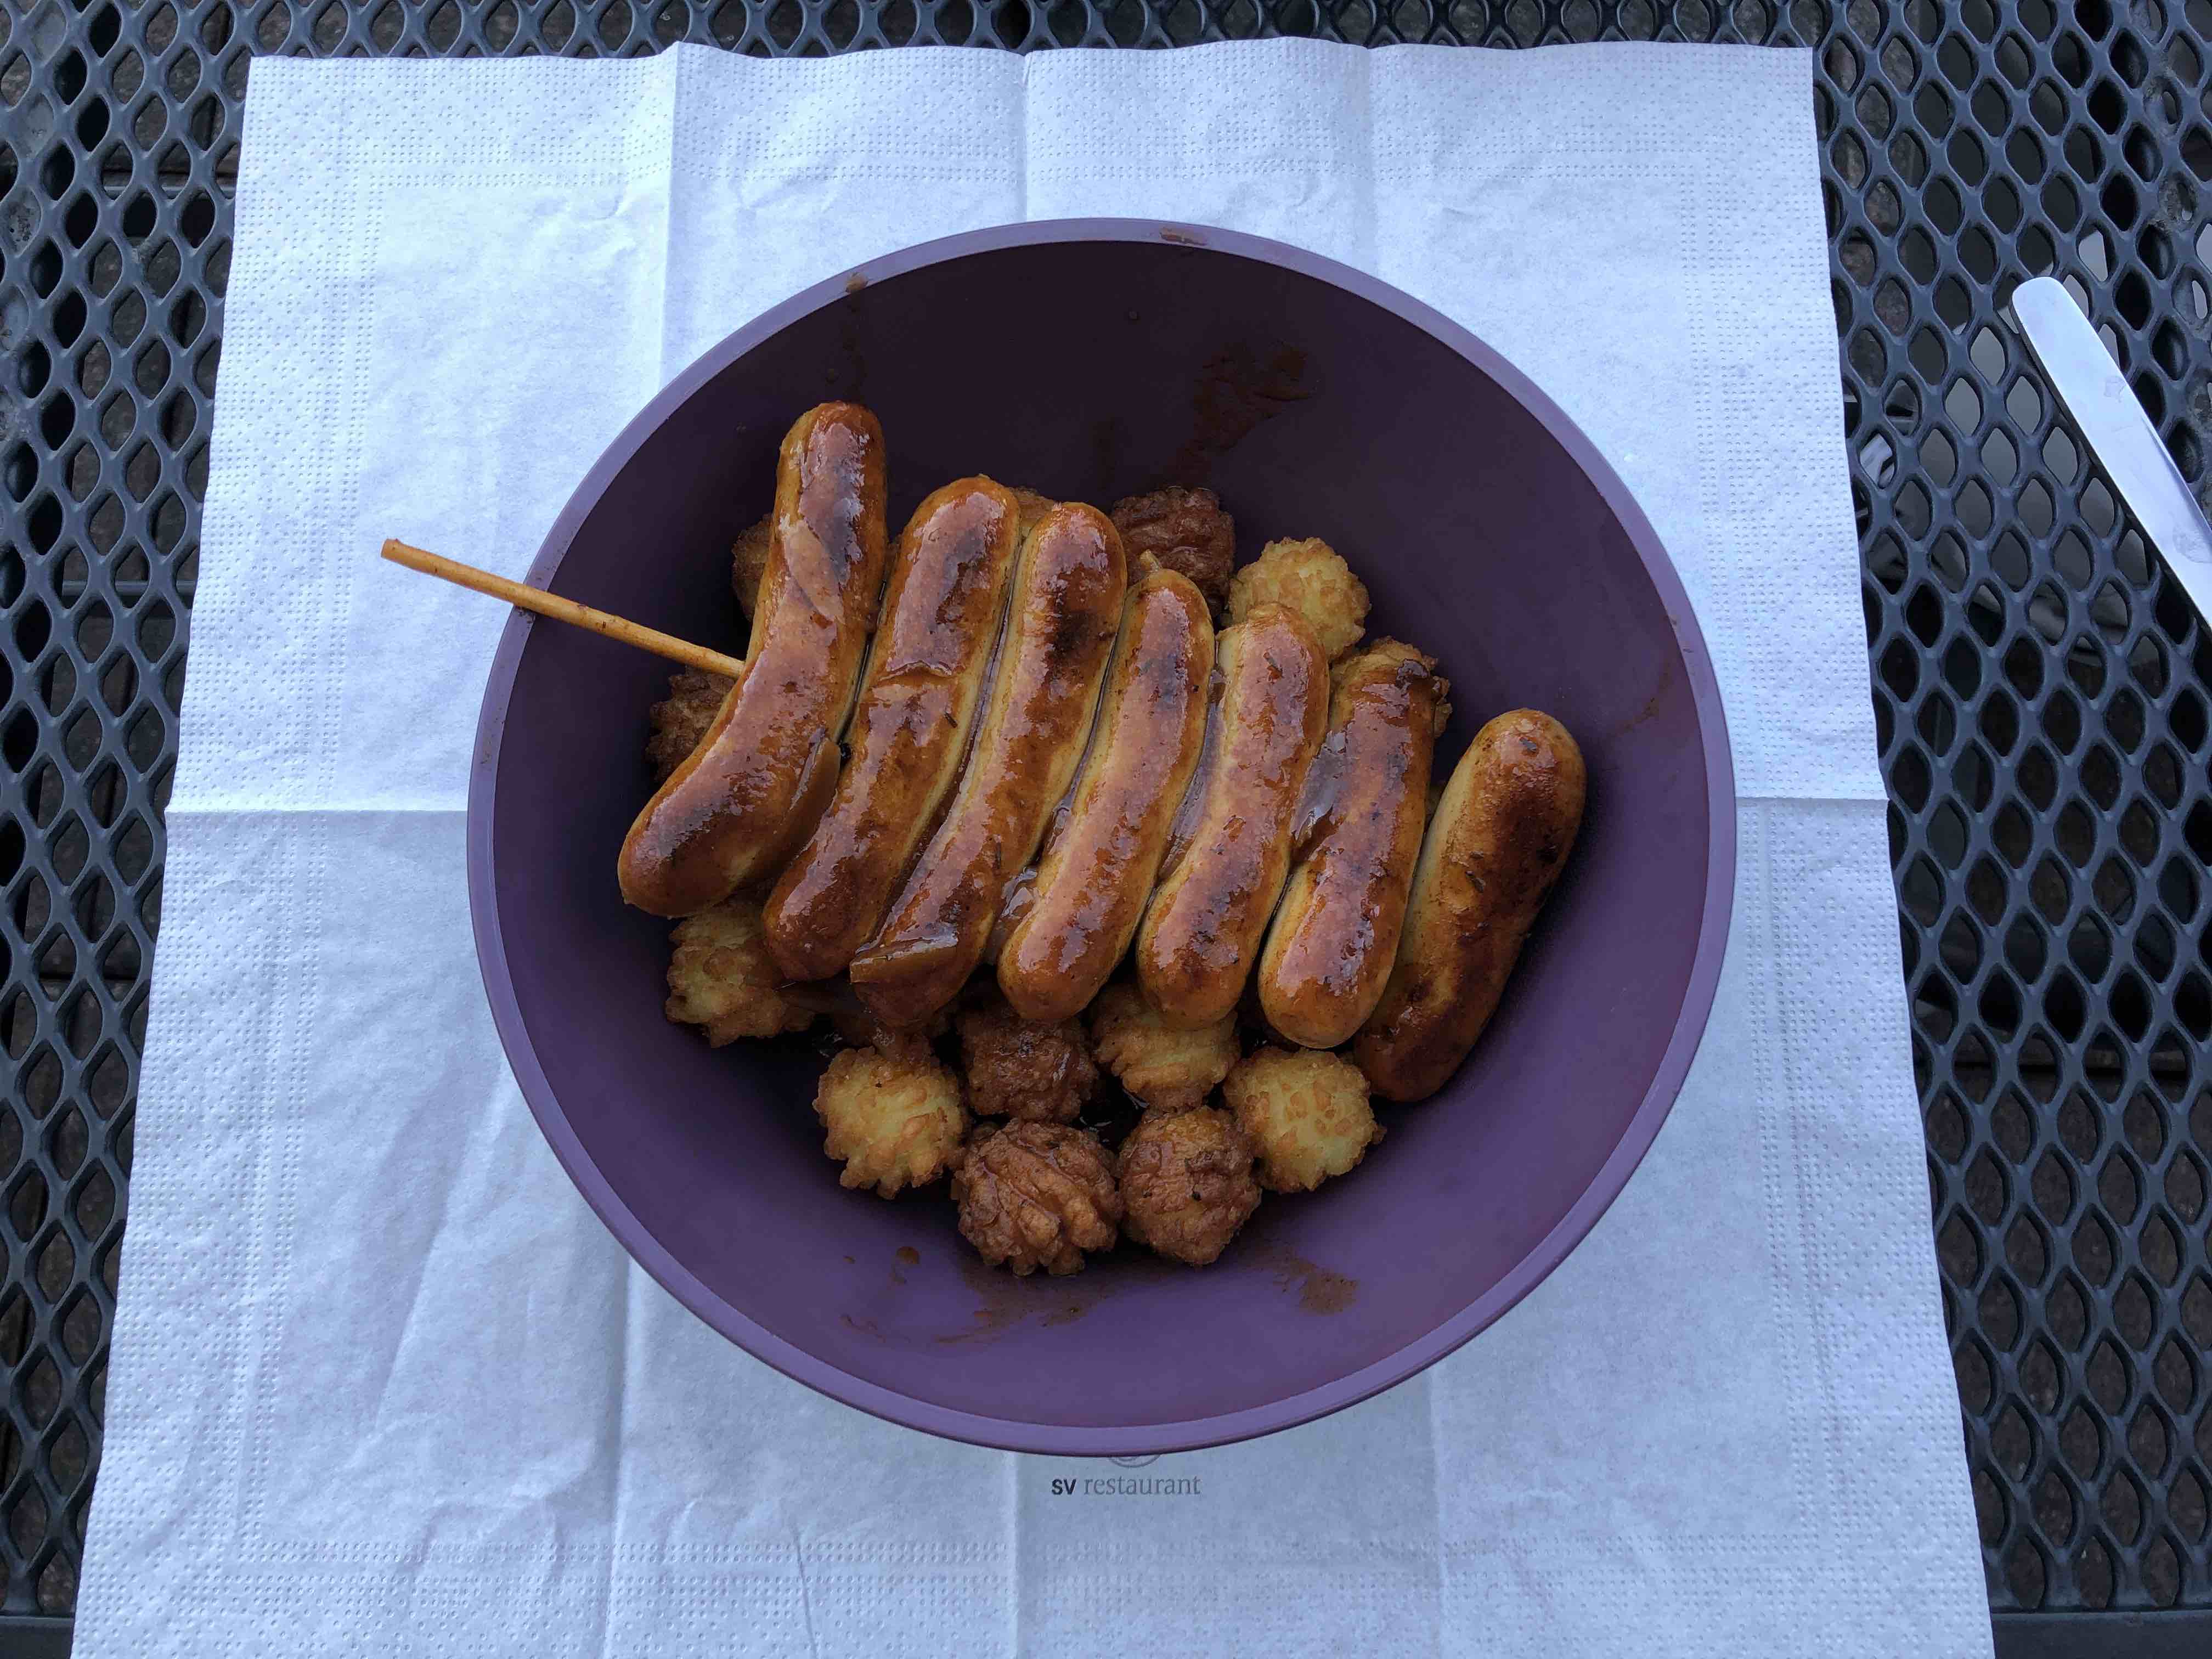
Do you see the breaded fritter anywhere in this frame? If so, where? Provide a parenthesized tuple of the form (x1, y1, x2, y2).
(812, 1046, 968, 1198)
(952, 1121, 1122, 1276)
(1088, 982, 1239, 1115)
(646, 668, 737, 784)
(956, 996, 1099, 1124)
(664, 896, 817, 1045)
(730, 512, 773, 614)
(1227, 536, 1370, 659)
(1223, 1046, 1383, 1193)
(1110, 486, 1236, 616)
(1119, 1105, 1261, 1265)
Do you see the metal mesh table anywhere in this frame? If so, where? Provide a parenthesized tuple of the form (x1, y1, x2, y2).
(2, 2, 2208, 1651)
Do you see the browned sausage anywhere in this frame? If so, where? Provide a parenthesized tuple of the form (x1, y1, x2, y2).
(1258, 640, 1447, 1049)
(1353, 709, 1585, 1102)
(618, 403, 889, 916)
(761, 478, 1022, 981)
(1134, 602, 1328, 1031)
(848, 503, 1128, 1029)
(996, 569, 1215, 1023)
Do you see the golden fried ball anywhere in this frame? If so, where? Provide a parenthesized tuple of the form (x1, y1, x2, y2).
(1119, 1106, 1261, 1266)
(645, 668, 736, 784)
(1227, 536, 1372, 659)
(812, 1046, 968, 1198)
(952, 1121, 1121, 1276)
(665, 897, 816, 1045)
(1334, 637, 1451, 736)
(1109, 486, 1237, 616)
(1088, 983, 1239, 1114)
(956, 997, 1099, 1124)
(730, 512, 773, 614)
(1223, 1046, 1383, 1193)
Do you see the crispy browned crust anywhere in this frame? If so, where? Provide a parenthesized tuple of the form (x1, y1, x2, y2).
(997, 571, 1215, 1023)
(1119, 1106, 1260, 1265)
(1109, 485, 1236, 616)
(951, 1121, 1121, 1276)
(1258, 640, 1446, 1049)
(645, 668, 738, 785)
(621, 404, 890, 916)
(1135, 602, 1329, 1030)
(849, 503, 1128, 1029)
(955, 996, 1100, 1125)
(1353, 710, 1586, 1102)
(764, 478, 1022, 981)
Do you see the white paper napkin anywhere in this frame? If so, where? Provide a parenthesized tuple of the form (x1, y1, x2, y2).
(74, 41, 1994, 1658)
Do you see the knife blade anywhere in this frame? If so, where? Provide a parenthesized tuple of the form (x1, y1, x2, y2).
(2012, 275, 2212, 622)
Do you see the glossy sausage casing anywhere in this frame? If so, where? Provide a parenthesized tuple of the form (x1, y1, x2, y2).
(1353, 709, 1585, 1102)
(1258, 641, 1444, 1049)
(617, 403, 889, 916)
(762, 478, 1022, 981)
(848, 502, 1128, 1029)
(997, 570, 1215, 1023)
(1135, 602, 1329, 1031)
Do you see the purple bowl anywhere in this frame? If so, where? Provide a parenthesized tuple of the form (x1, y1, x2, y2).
(468, 220, 1734, 1455)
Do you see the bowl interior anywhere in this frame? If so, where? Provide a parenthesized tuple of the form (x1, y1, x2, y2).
(479, 230, 1723, 1449)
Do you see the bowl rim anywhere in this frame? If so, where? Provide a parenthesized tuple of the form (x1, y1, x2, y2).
(467, 217, 1738, 1456)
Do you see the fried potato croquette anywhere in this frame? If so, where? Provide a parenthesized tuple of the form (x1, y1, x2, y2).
(1109, 486, 1237, 616)
(952, 1121, 1122, 1275)
(1227, 537, 1371, 659)
(664, 896, 817, 1045)
(956, 996, 1099, 1124)
(1223, 1046, 1383, 1193)
(1119, 1106, 1261, 1265)
(1088, 983, 1240, 1114)
(729, 512, 773, 614)
(812, 1046, 968, 1198)
(646, 668, 738, 785)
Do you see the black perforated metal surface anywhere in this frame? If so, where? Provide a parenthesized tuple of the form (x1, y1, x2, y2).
(1, 0, 2208, 1644)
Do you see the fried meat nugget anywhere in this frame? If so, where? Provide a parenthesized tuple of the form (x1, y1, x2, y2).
(646, 668, 737, 785)
(1227, 537, 1370, 659)
(812, 1046, 968, 1198)
(730, 511, 774, 614)
(956, 997, 1099, 1124)
(665, 896, 817, 1045)
(1119, 1106, 1261, 1265)
(1110, 486, 1237, 616)
(1223, 1046, 1383, 1193)
(1088, 983, 1239, 1115)
(952, 1121, 1121, 1275)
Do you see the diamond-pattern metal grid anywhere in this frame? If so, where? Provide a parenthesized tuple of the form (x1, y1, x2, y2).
(1, 0, 2207, 1637)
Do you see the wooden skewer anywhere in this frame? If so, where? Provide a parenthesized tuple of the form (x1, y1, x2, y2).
(380, 539, 747, 681)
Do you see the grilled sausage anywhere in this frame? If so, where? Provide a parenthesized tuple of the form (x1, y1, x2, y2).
(1353, 709, 1585, 1102)
(618, 402, 889, 916)
(997, 570, 1215, 1023)
(1134, 602, 1328, 1031)
(1258, 641, 1446, 1049)
(762, 478, 1022, 981)
(848, 503, 1128, 1029)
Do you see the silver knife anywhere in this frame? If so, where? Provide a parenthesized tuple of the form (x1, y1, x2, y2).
(2012, 275, 2212, 619)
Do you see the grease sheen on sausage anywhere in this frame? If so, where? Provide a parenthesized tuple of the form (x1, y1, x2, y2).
(848, 502, 1128, 1029)
(617, 402, 889, 917)
(1257, 640, 1445, 1049)
(1352, 709, 1585, 1102)
(762, 477, 1022, 981)
(1134, 602, 1328, 1031)
(997, 569, 1215, 1023)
